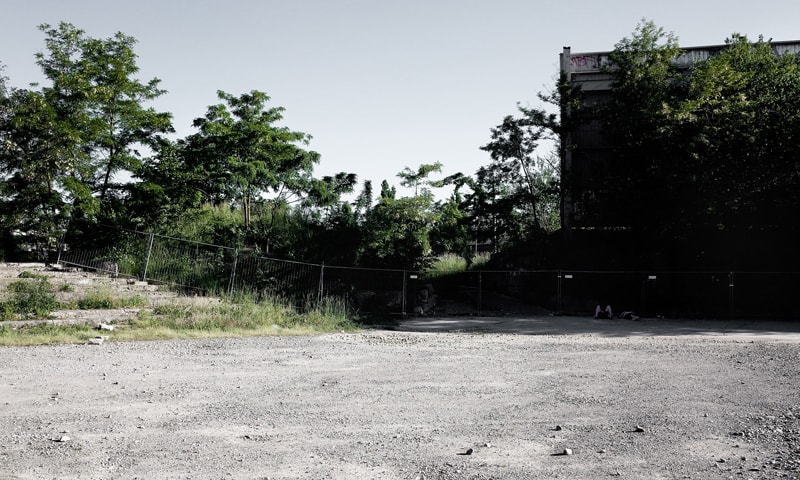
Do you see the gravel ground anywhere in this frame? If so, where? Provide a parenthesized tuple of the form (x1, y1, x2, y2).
(1, 323, 799, 480)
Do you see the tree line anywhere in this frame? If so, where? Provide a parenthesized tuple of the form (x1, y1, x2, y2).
(0, 22, 560, 270)
(2, 21, 799, 272)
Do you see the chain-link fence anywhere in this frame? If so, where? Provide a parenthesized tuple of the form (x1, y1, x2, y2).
(55, 224, 800, 319)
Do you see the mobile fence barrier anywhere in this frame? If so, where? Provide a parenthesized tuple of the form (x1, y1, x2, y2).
(55, 224, 800, 319)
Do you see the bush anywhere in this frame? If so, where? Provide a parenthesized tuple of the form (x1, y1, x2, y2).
(3, 278, 59, 319)
(76, 289, 147, 309)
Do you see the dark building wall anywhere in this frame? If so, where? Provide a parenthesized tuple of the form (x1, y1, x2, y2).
(559, 41, 800, 233)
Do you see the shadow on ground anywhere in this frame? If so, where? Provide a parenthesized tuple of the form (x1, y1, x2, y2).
(394, 315, 800, 340)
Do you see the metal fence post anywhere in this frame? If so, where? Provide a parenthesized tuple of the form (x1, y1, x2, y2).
(478, 270, 483, 316)
(228, 248, 238, 296)
(402, 270, 407, 317)
(640, 274, 646, 317)
(728, 271, 735, 319)
(318, 263, 325, 305)
(557, 270, 563, 314)
(141, 233, 155, 282)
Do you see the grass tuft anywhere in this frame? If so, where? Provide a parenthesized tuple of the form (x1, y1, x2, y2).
(2, 278, 59, 319)
(424, 252, 493, 278)
(75, 289, 147, 310)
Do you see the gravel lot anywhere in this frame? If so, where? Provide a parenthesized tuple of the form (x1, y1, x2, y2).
(1, 317, 799, 480)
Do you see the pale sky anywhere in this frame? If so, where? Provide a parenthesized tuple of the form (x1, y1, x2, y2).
(3, 0, 800, 196)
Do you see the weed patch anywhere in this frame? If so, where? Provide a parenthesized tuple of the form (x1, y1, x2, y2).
(2, 278, 59, 319)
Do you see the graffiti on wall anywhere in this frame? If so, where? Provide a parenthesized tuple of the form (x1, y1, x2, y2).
(568, 54, 611, 72)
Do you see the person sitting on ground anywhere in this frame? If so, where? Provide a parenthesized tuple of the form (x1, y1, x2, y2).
(594, 304, 613, 319)
(619, 311, 640, 321)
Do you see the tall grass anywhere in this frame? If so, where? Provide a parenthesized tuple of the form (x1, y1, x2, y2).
(74, 289, 148, 309)
(424, 252, 492, 278)
(115, 294, 357, 341)
(2, 278, 59, 319)
(0, 266, 360, 345)
(0, 323, 97, 346)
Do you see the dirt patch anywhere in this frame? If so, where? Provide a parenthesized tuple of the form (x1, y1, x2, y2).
(0, 262, 218, 328)
(1, 329, 799, 479)
(1, 262, 799, 479)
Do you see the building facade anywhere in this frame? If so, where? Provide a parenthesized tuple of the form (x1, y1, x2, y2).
(558, 41, 800, 234)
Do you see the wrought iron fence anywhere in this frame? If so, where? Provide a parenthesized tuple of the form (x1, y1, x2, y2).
(55, 224, 800, 319)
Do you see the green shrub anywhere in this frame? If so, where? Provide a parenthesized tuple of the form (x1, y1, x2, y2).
(76, 290, 147, 309)
(17, 271, 48, 280)
(426, 254, 468, 276)
(4, 278, 59, 319)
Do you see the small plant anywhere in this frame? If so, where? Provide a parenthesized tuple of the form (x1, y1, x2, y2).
(0, 322, 97, 346)
(17, 271, 48, 280)
(58, 282, 74, 292)
(3, 278, 59, 319)
(427, 254, 468, 276)
(469, 252, 492, 270)
(76, 289, 147, 309)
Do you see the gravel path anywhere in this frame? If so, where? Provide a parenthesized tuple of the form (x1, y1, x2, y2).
(1, 325, 799, 479)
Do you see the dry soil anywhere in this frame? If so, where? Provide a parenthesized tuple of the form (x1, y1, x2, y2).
(0, 264, 799, 479)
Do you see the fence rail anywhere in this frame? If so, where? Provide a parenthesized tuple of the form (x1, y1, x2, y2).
(55, 224, 800, 319)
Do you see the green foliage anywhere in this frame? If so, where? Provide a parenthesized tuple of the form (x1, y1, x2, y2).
(424, 253, 468, 277)
(423, 252, 493, 278)
(17, 271, 47, 280)
(429, 195, 469, 258)
(472, 93, 563, 255)
(35, 22, 173, 205)
(2, 278, 59, 319)
(0, 322, 96, 346)
(598, 20, 686, 234)
(1, 22, 172, 254)
(135, 295, 356, 334)
(672, 35, 800, 231)
(182, 90, 322, 228)
(600, 21, 800, 256)
(359, 192, 435, 270)
(75, 290, 147, 309)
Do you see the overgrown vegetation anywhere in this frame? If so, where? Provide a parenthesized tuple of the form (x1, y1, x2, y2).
(74, 289, 147, 310)
(1, 277, 59, 319)
(423, 252, 492, 278)
(0, 269, 359, 346)
(0, 20, 564, 272)
(3, 19, 800, 315)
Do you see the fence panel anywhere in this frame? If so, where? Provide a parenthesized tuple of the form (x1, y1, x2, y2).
(232, 255, 322, 308)
(54, 223, 800, 319)
(556, 271, 642, 316)
(643, 272, 730, 319)
(143, 234, 236, 294)
(420, 271, 482, 315)
(733, 272, 800, 319)
(58, 224, 149, 278)
(323, 266, 406, 315)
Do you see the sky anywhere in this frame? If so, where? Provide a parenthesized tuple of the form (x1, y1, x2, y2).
(3, 0, 800, 197)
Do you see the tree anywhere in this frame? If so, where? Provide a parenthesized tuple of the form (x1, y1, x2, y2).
(429, 192, 469, 258)
(35, 22, 173, 211)
(598, 22, 800, 268)
(182, 90, 318, 227)
(602, 20, 685, 235)
(471, 99, 562, 253)
(398, 162, 443, 196)
(180, 90, 357, 253)
(673, 34, 800, 232)
(126, 138, 205, 231)
(359, 167, 444, 270)
(0, 88, 68, 256)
